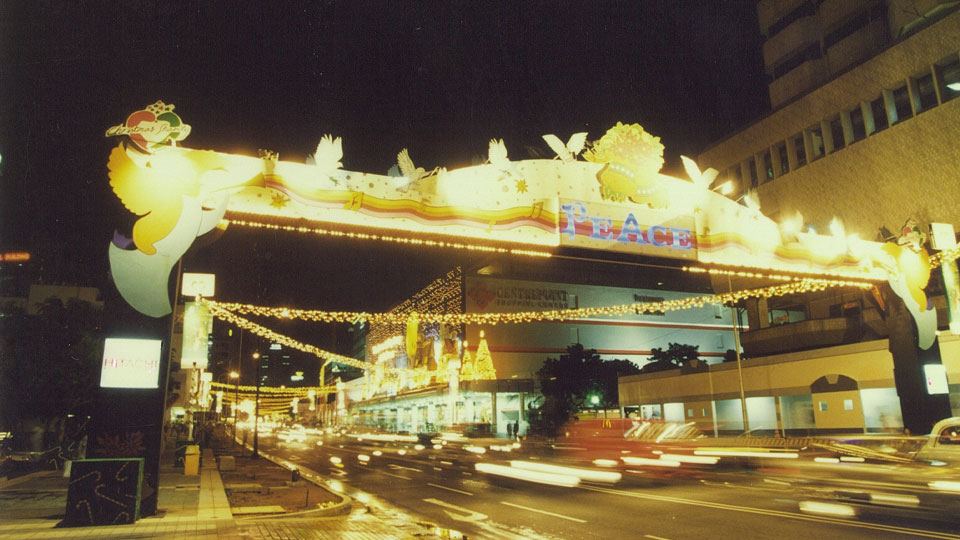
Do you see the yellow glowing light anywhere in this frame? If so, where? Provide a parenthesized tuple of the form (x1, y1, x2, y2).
(508, 460, 621, 484)
(223, 218, 553, 258)
(475, 462, 580, 487)
(204, 276, 872, 327)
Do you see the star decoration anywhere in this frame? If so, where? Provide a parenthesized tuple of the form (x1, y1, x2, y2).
(270, 193, 290, 209)
(514, 179, 528, 193)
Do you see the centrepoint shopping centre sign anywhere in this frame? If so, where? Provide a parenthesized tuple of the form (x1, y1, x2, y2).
(104, 105, 952, 349)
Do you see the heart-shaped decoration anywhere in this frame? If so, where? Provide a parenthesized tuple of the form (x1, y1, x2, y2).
(124, 110, 157, 152)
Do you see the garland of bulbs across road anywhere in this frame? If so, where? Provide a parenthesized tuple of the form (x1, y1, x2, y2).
(202, 245, 960, 404)
(201, 271, 879, 378)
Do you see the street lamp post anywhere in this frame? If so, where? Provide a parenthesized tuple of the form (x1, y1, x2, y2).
(229, 371, 239, 445)
(251, 352, 261, 459)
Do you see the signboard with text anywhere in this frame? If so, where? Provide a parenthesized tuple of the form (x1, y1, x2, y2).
(100, 338, 162, 389)
(557, 199, 697, 260)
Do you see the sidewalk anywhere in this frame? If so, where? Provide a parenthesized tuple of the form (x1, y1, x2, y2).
(0, 440, 446, 540)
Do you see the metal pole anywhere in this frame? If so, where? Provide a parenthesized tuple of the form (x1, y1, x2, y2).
(728, 275, 749, 434)
(252, 352, 260, 458)
(160, 259, 184, 456)
(234, 330, 242, 449)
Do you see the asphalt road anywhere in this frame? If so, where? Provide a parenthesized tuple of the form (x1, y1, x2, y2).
(248, 429, 960, 540)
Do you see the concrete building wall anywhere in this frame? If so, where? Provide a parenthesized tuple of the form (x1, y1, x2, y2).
(618, 334, 960, 434)
(698, 8, 960, 235)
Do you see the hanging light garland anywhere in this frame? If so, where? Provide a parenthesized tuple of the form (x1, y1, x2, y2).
(205, 303, 383, 371)
(209, 382, 335, 395)
(203, 277, 872, 326)
(931, 245, 960, 269)
(223, 218, 553, 258)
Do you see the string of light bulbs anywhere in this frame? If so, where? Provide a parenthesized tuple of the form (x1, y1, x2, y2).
(204, 303, 394, 372)
(203, 277, 872, 326)
(209, 382, 335, 394)
(223, 217, 553, 258)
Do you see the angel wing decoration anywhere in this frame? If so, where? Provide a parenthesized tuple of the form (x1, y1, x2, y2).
(488, 138, 509, 169)
(542, 132, 588, 162)
(107, 145, 233, 255)
(397, 148, 427, 183)
(680, 155, 719, 189)
(309, 134, 343, 176)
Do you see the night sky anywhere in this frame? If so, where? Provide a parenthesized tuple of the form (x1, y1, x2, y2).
(0, 1, 767, 319)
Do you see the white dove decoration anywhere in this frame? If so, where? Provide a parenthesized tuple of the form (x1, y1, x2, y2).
(397, 148, 427, 183)
(308, 134, 343, 176)
(742, 190, 761, 212)
(680, 155, 719, 189)
(542, 132, 587, 162)
(488, 138, 510, 170)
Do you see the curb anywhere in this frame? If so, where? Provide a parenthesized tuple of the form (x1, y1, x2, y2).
(0, 469, 55, 489)
(219, 438, 353, 519)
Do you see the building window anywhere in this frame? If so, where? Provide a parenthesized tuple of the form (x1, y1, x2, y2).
(806, 125, 824, 161)
(828, 116, 845, 152)
(823, 2, 886, 49)
(759, 149, 773, 182)
(914, 72, 938, 112)
(765, 0, 816, 40)
(892, 84, 913, 124)
(746, 157, 759, 188)
(688, 408, 695, 417)
(935, 54, 960, 103)
(775, 141, 789, 175)
(702, 408, 709, 417)
(771, 42, 822, 81)
(849, 105, 866, 143)
(843, 399, 854, 411)
(869, 96, 889, 132)
(819, 401, 828, 412)
(790, 133, 806, 167)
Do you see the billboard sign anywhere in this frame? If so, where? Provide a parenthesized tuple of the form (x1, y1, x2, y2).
(181, 302, 212, 369)
(100, 338, 163, 389)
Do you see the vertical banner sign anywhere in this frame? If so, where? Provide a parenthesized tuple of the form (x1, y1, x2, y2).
(931, 222, 960, 335)
(181, 302, 212, 369)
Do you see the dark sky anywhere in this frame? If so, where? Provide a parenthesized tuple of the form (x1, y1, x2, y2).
(0, 1, 767, 315)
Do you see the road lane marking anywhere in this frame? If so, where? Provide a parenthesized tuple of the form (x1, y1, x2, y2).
(645, 535, 672, 540)
(580, 485, 960, 540)
(422, 498, 487, 522)
(389, 464, 422, 473)
(428, 483, 473, 496)
(500, 501, 586, 523)
(381, 471, 411, 480)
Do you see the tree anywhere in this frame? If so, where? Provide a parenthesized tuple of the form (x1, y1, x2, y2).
(640, 342, 701, 373)
(531, 344, 641, 436)
(0, 297, 103, 446)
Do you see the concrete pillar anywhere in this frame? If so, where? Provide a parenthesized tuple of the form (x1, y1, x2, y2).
(820, 119, 835, 154)
(490, 391, 498, 434)
(861, 101, 875, 135)
(886, 286, 951, 435)
(881, 88, 897, 125)
(840, 110, 854, 145)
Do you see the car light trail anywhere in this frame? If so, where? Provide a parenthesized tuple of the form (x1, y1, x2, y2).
(621, 456, 681, 467)
(509, 460, 621, 483)
(694, 449, 799, 459)
(475, 462, 580, 487)
(798, 500, 856, 517)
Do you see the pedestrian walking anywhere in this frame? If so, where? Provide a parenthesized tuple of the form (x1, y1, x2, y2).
(506, 422, 512, 438)
(514, 420, 520, 439)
